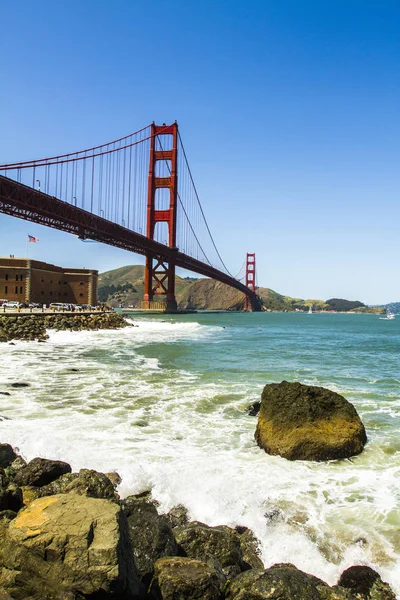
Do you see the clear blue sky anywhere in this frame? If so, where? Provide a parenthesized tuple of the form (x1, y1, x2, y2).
(1, 0, 399, 304)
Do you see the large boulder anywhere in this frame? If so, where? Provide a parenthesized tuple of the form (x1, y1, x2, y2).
(255, 381, 367, 461)
(13, 457, 72, 487)
(121, 496, 178, 586)
(225, 563, 353, 600)
(0, 493, 141, 599)
(174, 521, 246, 579)
(149, 556, 224, 600)
(337, 566, 396, 599)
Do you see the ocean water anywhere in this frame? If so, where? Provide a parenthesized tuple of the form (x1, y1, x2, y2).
(0, 312, 399, 595)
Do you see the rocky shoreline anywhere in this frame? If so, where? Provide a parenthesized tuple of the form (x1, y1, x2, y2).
(0, 312, 129, 342)
(0, 443, 396, 599)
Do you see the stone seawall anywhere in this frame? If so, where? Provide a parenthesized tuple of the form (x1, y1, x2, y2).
(0, 312, 129, 342)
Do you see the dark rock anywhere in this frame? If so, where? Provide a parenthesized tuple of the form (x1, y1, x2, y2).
(255, 381, 367, 461)
(247, 401, 261, 416)
(235, 526, 264, 571)
(0, 483, 23, 513)
(60, 469, 117, 500)
(174, 521, 246, 579)
(225, 563, 353, 599)
(0, 469, 23, 513)
(164, 504, 189, 529)
(9, 383, 30, 388)
(0, 510, 17, 521)
(0, 392, 11, 396)
(150, 556, 224, 600)
(10, 456, 27, 471)
(14, 457, 72, 487)
(105, 471, 122, 489)
(338, 565, 396, 599)
(122, 496, 178, 585)
(0, 445, 18, 469)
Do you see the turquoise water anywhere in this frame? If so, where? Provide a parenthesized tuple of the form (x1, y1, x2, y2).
(0, 312, 399, 594)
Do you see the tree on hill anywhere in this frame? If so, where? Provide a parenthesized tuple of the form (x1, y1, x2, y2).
(325, 298, 365, 312)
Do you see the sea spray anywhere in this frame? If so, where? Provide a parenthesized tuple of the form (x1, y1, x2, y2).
(0, 313, 399, 596)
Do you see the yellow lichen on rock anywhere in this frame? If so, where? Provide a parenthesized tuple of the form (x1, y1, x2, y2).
(13, 496, 58, 536)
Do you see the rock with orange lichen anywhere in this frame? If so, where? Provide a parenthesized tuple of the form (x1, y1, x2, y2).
(0, 493, 141, 599)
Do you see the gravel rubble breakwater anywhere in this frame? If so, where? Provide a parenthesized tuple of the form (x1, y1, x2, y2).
(0, 444, 396, 600)
(0, 312, 130, 342)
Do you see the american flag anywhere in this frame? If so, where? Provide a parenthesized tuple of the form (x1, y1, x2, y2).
(28, 235, 39, 243)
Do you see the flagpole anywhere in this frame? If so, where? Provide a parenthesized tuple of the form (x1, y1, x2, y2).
(25, 235, 29, 259)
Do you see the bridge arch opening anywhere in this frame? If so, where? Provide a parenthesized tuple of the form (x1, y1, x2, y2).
(155, 160, 172, 178)
(154, 188, 171, 211)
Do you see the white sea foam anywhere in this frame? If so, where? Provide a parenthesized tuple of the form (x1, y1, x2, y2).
(0, 316, 399, 596)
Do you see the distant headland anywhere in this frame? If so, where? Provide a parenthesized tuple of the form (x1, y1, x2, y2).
(98, 265, 393, 314)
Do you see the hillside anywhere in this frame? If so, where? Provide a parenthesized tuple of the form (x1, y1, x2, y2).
(98, 265, 196, 307)
(97, 265, 386, 312)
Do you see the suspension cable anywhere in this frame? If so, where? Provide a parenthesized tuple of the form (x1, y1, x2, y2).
(155, 136, 213, 267)
(177, 131, 234, 277)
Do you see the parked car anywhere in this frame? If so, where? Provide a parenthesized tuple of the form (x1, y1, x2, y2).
(3, 301, 21, 308)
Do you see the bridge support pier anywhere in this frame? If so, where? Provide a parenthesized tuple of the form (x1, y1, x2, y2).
(143, 122, 178, 311)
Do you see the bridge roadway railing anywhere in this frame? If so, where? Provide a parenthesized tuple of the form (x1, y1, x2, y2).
(0, 176, 261, 310)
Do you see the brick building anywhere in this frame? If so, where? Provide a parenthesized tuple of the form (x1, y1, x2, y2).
(0, 258, 98, 305)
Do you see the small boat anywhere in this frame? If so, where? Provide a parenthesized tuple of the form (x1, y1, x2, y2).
(379, 309, 395, 320)
(308, 306, 312, 314)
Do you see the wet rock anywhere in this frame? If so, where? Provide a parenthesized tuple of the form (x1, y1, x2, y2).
(174, 521, 246, 579)
(149, 556, 224, 600)
(122, 496, 178, 585)
(247, 401, 261, 416)
(164, 504, 189, 529)
(225, 563, 353, 599)
(0, 493, 141, 599)
(255, 381, 367, 461)
(0, 444, 18, 469)
(14, 457, 72, 487)
(10, 456, 27, 471)
(9, 382, 30, 388)
(61, 468, 117, 500)
(106, 471, 122, 489)
(337, 565, 396, 599)
(0, 392, 11, 396)
(39, 469, 117, 501)
(235, 526, 264, 571)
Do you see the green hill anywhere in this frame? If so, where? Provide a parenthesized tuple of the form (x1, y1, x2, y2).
(97, 265, 381, 312)
(98, 265, 196, 307)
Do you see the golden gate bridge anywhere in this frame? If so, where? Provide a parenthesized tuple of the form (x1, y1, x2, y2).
(0, 122, 261, 311)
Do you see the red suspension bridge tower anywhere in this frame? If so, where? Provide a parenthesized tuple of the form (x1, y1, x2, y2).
(143, 122, 178, 311)
(244, 253, 256, 311)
